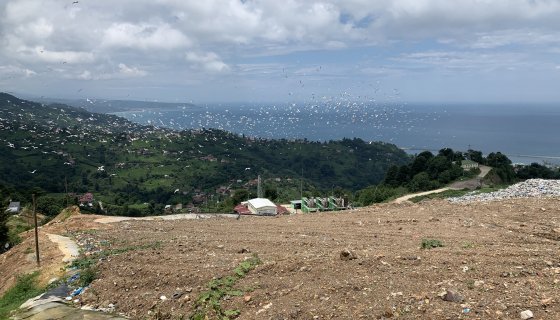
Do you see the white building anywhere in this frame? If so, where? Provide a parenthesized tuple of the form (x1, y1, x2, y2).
(6, 202, 21, 213)
(246, 198, 277, 216)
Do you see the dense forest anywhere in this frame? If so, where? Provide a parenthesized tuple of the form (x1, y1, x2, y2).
(355, 148, 560, 206)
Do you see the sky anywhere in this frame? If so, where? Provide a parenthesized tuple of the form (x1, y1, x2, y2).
(2, 0, 560, 104)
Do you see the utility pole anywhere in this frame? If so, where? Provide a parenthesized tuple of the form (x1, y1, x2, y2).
(32, 194, 40, 267)
(64, 176, 68, 207)
(300, 168, 303, 199)
(257, 175, 262, 198)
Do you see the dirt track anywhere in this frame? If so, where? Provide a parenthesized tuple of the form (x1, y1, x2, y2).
(68, 198, 560, 319)
(392, 188, 450, 203)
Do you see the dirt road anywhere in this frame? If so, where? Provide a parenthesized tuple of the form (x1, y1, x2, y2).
(393, 165, 493, 203)
(45, 234, 80, 263)
(392, 188, 450, 203)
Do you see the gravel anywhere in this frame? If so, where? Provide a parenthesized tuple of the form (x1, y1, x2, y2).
(448, 179, 560, 203)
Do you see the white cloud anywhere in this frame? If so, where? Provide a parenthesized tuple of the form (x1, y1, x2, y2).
(2, 0, 560, 101)
(469, 30, 560, 49)
(118, 63, 147, 77)
(16, 18, 53, 40)
(77, 70, 92, 80)
(394, 50, 531, 73)
(0, 65, 37, 78)
(15, 46, 95, 64)
(185, 52, 230, 72)
(102, 22, 190, 50)
(73, 63, 146, 80)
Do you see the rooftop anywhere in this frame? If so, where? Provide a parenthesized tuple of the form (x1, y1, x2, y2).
(247, 198, 276, 209)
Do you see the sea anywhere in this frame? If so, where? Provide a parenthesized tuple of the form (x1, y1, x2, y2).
(112, 102, 560, 165)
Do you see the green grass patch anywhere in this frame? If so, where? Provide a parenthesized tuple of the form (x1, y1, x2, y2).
(462, 242, 475, 249)
(421, 238, 444, 249)
(69, 241, 161, 286)
(6, 215, 34, 247)
(0, 272, 45, 319)
(191, 255, 261, 320)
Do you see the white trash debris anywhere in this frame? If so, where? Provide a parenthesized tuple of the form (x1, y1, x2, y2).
(448, 179, 560, 203)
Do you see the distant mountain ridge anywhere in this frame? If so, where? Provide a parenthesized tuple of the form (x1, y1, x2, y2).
(19, 95, 197, 113)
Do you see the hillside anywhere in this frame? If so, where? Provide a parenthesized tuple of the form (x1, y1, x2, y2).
(0, 93, 410, 214)
(2, 196, 559, 319)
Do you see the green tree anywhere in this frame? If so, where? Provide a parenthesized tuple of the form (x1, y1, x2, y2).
(486, 152, 511, 168)
(408, 172, 437, 192)
(36, 196, 63, 217)
(264, 187, 278, 201)
(383, 165, 400, 187)
(438, 148, 455, 161)
(466, 149, 484, 164)
(231, 189, 249, 205)
(410, 151, 433, 175)
(426, 156, 452, 179)
(517, 163, 560, 179)
(0, 209, 9, 252)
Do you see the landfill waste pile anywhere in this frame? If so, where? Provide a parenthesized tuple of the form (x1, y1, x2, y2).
(448, 179, 560, 203)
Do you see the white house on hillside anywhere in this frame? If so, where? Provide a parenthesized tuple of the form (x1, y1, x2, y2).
(6, 202, 21, 213)
(461, 160, 479, 170)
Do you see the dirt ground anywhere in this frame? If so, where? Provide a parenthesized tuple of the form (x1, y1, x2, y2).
(69, 198, 559, 319)
(2, 199, 560, 319)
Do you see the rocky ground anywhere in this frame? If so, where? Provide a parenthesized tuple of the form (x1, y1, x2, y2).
(69, 197, 560, 320)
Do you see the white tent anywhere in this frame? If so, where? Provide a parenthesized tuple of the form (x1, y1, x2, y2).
(246, 198, 277, 216)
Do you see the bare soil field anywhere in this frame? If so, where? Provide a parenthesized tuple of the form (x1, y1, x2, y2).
(3, 199, 560, 319)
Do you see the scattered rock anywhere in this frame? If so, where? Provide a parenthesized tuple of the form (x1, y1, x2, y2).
(382, 308, 393, 318)
(159, 295, 167, 301)
(442, 289, 464, 303)
(474, 280, 485, 287)
(541, 297, 553, 307)
(244, 295, 252, 302)
(238, 248, 250, 253)
(402, 256, 420, 261)
(256, 302, 273, 315)
(340, 249, 357, 261)
(172, 291, 183, 299)
(520, 309, 534, 319)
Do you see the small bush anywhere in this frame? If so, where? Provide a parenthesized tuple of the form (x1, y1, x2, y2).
(421, 238, 444, 249)
(192, 255, 261, 319)
(78, 266, 97, 287)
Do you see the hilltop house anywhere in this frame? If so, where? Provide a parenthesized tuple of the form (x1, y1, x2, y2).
(6, 202, 21, 213)
(461, 160, 479, 170)
(79, 192, 94, 207)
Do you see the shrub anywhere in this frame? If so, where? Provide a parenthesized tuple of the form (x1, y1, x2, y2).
(421, 238, 444, 249)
